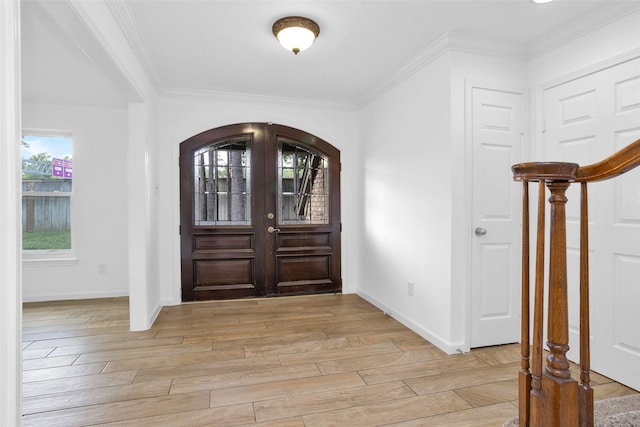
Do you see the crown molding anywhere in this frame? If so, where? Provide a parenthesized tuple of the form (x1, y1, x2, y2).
(357, 32, 526, 108)
(161, 87, 358, 111)
(528, 1, 640, 59)
(106, 0, 163, 93)
(446, 32, 527, 59)
(357, 33, 450, 107)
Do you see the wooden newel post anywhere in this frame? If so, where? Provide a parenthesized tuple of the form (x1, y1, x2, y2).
(512, 162, 580, 427)
(542, 180, 579, 427)
(512, 138, 640, 427)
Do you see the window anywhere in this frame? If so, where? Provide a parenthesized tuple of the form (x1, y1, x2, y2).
(21, 133, 73, 258)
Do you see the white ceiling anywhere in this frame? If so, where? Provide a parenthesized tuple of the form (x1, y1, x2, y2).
(20, 0, 640, 108)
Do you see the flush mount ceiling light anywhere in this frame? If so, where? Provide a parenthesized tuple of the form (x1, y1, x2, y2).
(272, 16, 320, 55)
(531, 0, 554, 3)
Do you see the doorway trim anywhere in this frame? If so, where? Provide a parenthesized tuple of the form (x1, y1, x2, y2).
(1, 1, 23, 424)
(463, 80, 528, 352)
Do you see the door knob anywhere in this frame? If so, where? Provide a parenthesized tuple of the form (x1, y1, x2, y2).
(474, 227, 487, 236)
(267, 226, 281, 233)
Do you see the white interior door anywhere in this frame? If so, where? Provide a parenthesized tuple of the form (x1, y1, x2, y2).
(470, 86, 523, 348)
(542, 56, 640, 391)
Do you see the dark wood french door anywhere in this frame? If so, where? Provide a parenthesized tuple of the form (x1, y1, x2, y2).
(180, 123, 341, 301)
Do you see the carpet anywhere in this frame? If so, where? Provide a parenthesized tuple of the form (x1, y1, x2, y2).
(502, 394, 640, 426)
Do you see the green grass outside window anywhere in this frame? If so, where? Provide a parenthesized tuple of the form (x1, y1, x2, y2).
(23, 231, 71, 250)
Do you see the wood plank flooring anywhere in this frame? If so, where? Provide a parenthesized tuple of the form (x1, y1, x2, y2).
(22, 294, 637, 426)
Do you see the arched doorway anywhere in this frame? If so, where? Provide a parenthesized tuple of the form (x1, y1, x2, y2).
(179, 123, 341, 301)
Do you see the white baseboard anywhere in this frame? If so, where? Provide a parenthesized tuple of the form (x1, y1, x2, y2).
(148, 301, 162, 328)
(341, 286, 357, 295)
(162, 297, 182, 306)
(356, 289, 465, 356)
(22, 290, 128, 303)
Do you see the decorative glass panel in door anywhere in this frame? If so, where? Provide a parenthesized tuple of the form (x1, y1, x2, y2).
(193, 138, 251, 225)
(278, 140, 329, 225)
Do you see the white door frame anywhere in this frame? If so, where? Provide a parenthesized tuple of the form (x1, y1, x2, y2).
(464, 80, 528, 350)
(0, 1, 23, 425)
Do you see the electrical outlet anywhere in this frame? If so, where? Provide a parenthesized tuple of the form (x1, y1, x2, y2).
(98, 264, 107, 275)
(407, 282, 414, 296)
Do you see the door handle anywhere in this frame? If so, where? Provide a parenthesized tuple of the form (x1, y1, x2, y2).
(267, 226, 281, 233)
(475, 227, 487, 237)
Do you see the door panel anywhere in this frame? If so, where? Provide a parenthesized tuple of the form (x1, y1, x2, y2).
(542, 56, 640, 390)
(180, 123, 341, 301)
(266, 133, 340, 296)
(471, 86, 523, 348)
(180, 124, 263, 300)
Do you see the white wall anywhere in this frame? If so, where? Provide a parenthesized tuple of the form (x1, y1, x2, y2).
(357, 40, 527, 353)
(55, 0, 160, 331)
(146, 99, 161, 325)
(127, 99, 163, 330)
(156, 93, 361, 305)
(358, 53, 457, 351)
(22, 102, 130, 301)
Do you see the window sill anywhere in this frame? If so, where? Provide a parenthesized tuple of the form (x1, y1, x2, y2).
(23, 251, 78, 267)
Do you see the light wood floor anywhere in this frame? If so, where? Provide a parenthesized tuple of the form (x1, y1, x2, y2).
(22, 294, 637, 426)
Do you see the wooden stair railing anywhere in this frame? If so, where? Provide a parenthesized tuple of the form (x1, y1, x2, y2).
(511, 137, 640, 427)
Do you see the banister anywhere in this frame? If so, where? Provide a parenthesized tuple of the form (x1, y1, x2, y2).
(510, 136, 640, 427)
(511, 137, 640, 183)
(576, 137, 640, 182)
